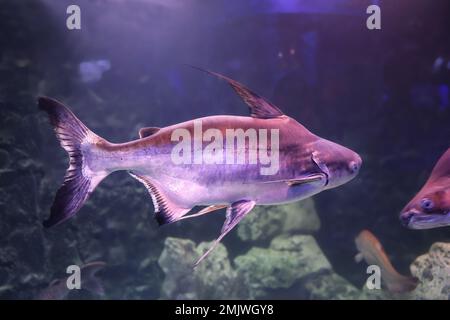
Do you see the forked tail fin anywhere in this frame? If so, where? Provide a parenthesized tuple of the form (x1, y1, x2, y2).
(39, 97, 109, 228)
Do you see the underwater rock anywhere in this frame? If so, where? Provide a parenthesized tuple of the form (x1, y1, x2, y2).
(302, 271, 361, 300)
(410, 242, 450, 300)
(237, 199, 320, 242)
(234, 235, 331, 298)
(359, 285, 400, 300)
(158, 237, 198, 299)
(158, 237, 244, 299)
(194, 241, 245, 299)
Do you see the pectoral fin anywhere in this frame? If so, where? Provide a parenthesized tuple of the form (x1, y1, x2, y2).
(258, 174, 324, 186)
(194, 200, 256, 267)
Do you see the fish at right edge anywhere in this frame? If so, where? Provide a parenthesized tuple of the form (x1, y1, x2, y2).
(400, 147, 450, 229)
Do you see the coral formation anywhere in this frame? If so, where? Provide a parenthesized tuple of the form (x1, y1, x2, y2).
(158, 234, 362, 300)
(237, 199, 320, 242)
(302, 271, 361, 300)
(410, 242, 450, 300)
(234, 235, 331, 298)
(158, 237, 245, 299)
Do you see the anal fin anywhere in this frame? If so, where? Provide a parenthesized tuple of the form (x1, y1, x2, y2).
(129, 172, 190, 225)
(286, 175, 323, 186)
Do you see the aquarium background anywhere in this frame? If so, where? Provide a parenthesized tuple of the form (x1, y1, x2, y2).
(0, 0, 449, 299)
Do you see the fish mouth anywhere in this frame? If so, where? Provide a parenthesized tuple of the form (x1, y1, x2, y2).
(400, 210, 450, 229)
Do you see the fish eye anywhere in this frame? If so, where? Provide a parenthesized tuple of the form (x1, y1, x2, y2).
(349, 161, 359, 174)
(420, 198, 434, 211)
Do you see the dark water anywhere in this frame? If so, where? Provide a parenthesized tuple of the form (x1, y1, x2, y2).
(0, 0, 449, 299)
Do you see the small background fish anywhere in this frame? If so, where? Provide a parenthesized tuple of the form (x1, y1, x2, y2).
(36, 262, 106, 300)
(355, 230, 418, 294)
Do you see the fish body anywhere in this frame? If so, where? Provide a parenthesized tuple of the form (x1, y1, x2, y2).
(40, 68, 361, 265)
(355, 230, 418, 293)
(36, 261, 106, 300)
(89, 115, 358, 207)
(400, 148, 450, 229)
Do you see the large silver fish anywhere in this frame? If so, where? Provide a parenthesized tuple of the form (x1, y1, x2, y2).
(39, 68, 362, 265)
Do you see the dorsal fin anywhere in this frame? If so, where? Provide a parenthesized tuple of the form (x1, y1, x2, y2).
(128, 172, 190, 225)
(139, 127, 160, 139)
(190, 66, 284, 119)
(429, 147, 450, 181)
